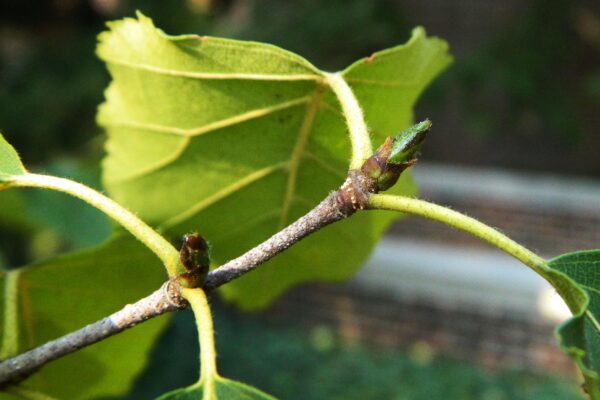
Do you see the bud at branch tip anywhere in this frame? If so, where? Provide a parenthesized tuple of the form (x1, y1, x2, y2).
(360, 119, 432, 192)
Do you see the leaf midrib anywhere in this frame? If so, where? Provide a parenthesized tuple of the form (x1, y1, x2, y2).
(107, 69, 345, 231)
(279, 84, 325, 228)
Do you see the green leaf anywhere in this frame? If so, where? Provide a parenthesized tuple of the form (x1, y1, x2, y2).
(97, 13, 451, 309)
(342, 28, 451, 142)
(157, 377, 276, 400)
(0, 134, 26, 178)
(549, 250, 600, 399)
(0, 235, 169, 399)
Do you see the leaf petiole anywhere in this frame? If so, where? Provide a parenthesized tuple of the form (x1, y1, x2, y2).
(325, 72, 373, 169)
(368, 194, 549, 276)
(2, 173, 182, 277)
(182, 288, 218, 399)
(0, 269, 21, 359)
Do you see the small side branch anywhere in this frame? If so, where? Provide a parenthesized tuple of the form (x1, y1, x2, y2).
(0, 175, 368, 386)
(0, 281, 186, 386)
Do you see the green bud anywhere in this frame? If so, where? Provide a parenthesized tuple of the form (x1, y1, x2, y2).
(180, 232, 210, 271)
(179, 232, 210, 287)
(388, 119, 431, 164)
(376, 169, 401, 191)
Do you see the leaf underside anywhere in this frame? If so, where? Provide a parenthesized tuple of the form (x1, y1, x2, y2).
(97, 13, 451, 310)
(157, 377, 276, 400)
(0, 133, 26, 178)
(0, 235, 169, 399)
(549, 250, 600, 399)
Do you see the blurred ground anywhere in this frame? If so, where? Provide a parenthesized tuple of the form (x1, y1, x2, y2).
(121, 303, 584, 400)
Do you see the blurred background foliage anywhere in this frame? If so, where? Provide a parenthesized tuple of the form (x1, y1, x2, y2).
(1, 0, 599, 173)
(0, 0, 597, 398)
(118, 303, 583, 400)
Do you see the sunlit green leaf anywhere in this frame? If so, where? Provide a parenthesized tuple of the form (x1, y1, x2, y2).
(0, 134, 26, 178)
(0, 235, 169, 399)
(549, 250, 600, 399)
(157, 377, 276, 400)
(342, 29, 450, 141)
(97, 13, 451, 309)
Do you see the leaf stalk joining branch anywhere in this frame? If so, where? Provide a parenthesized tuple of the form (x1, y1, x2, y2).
(3, 173, 183, 277)
(325, 72, 373, 169)
(368, 194, 548, 276)
(182, 288, 218, 399)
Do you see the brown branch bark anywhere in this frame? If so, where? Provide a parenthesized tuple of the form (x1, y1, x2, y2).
(204, 170, 374, 289)
(0, 281, 186, 386)
(0, 168, 378, 387)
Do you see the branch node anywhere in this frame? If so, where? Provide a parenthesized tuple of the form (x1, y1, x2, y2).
(163, 279, 188, 309)
(336, 170, 376, 213)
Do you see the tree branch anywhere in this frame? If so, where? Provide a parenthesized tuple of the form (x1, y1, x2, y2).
(203, 170, 373, 289)
(0, 121, 430, 386)
(0, 169, 374, 387)
(0, 281, 186, 386)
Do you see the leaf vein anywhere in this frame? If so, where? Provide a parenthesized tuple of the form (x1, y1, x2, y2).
(108, 137, 191, 185)
(279, 86, 325, 228)
(580, 283, 600, 297)
(103, 57, 323, 81)
(211, 210, 281, 246)
(302, 152, 346, 180)
(344, 78, 420, 87)
(105, 97, 311, 184)
(161, 162, 288, 229)
(103, 96, 311, 138)
(189, 39, 321, 74)
(585, 310, 600, 332)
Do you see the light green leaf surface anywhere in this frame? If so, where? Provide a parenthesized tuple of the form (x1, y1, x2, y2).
(0, 235, 169, 399)
(0, 134, 26, 178)
(97, 13, 451, 309)
(156, 377, 276, 400)
(342, 28, 450, 143)
(549, 250, 600, 399)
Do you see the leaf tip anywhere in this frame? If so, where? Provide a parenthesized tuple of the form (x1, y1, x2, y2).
(96, 10, 158, 59)
(0, 133, 27, 177)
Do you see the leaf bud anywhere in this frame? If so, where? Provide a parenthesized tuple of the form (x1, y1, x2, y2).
(178, 232, 210, 287)
(361, 120, 431, 192)
(388, 119, 431, 165)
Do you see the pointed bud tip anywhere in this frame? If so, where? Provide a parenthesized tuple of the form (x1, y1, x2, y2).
(388, 120, 432, 164)
(415, 119, 432, 131)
